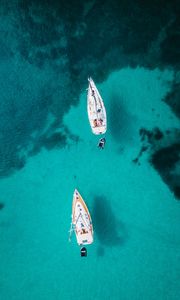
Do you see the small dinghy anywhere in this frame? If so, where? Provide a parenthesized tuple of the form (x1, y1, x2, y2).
(69, 189, 93, 256)
(87, 77, 107, 135)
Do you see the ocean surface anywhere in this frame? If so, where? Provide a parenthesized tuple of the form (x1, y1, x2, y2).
(0, 1, 180, 300)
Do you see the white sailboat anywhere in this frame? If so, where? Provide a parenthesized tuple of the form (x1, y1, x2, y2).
(87, 77, 107, 135)
(69, 189, 93, 256)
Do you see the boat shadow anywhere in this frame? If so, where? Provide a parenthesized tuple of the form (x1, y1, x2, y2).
(108, 93, 137, 146)
(92, 195, 127, 252)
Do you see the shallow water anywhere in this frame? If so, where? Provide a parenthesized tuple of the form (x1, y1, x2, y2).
(0, 2, 180, 300)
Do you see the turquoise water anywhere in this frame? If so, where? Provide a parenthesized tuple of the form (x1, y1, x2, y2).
(0, 2, 180, 300)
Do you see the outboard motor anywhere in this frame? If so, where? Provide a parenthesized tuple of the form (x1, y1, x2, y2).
(81, 247, 87, 257)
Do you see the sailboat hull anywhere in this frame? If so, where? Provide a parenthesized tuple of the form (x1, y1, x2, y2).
(87, 77, 107, 135)
(72, 189, 93, 245)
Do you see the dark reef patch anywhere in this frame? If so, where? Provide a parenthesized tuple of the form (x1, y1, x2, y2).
(132, 127, 180, 199)
(29, 127, 80, 157)
(92, 195, 127, 247)
(139, 127, 164, 143)
(164, 78, 180, 119)
(132, 145, 149, 165)
(150, 143, 180, 200)
(151, 143, 180, 171)
(160, 17, 180, 66)
(40, 132, 67, 150)
(174, 186, 180, 199)
(133, 127, 180, 200)
(132, 127, 164, 164)
(17, 0, 180, 73)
